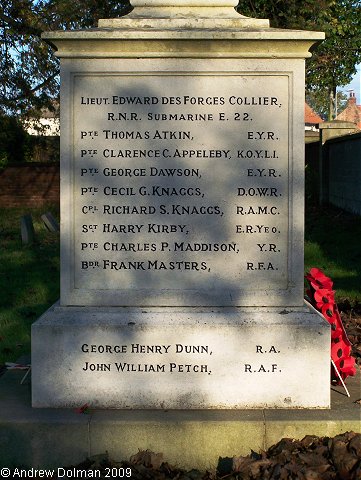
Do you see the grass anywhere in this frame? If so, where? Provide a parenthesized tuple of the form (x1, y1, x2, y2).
(0, 206, 60, 366)
(305, 203, 361, 303)
(0, 202, 360, 366)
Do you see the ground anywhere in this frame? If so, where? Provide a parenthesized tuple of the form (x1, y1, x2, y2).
(62, 432, 361, 479)
(339, 306, 361, 367)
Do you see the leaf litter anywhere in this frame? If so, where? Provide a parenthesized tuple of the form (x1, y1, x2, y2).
(22, 432, 360, 479)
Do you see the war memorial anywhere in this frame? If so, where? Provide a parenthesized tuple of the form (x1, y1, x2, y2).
(31, 1, 330, 409)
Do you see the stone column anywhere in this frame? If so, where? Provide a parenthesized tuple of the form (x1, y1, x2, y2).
(32, 1, 330, 408)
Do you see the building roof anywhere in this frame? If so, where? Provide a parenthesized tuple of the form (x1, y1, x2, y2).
(305, 103, 323, 125)
(336, 92, 361, 129)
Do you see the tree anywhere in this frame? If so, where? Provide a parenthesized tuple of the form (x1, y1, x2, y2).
(0, 113, 29, 166)
(1, 1, 58, 117)
(0, 1, 131, 119)
(305, 1, 361, 120)
(237, 0, 361, 120)
(306, 90, 348, 120)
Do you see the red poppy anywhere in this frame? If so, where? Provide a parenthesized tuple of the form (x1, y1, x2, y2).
(339, 357, 357, 376)
(314, 288, 335, 309)
(75, 403, 90, 414)
(330, 333, 355, 384)
(332, 355, 357, 382)
(321, 304, 341, 331)
(321, 303, 336, 321)
(330, 305, 352, 345)
(329, 323, 343, 341)
(305, 268, 356, 385)
(331, 341, 351, 359)
(306, 268, 333, 290)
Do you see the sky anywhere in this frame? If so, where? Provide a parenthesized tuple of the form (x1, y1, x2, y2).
(338, 64, 361, 104)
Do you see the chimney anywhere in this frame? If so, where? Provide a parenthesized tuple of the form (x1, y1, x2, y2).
(348, 90, 356, 105)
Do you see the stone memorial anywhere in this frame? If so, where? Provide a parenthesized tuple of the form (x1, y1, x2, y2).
(32, 1, 330, 408)
(21, 214, 35, 245)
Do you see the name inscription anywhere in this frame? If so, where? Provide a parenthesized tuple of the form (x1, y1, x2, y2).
(80, 342, 282, 376)
(72, 74, 289, 301)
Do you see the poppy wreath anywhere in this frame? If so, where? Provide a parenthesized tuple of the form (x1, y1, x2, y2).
(305, 268, 357, 384)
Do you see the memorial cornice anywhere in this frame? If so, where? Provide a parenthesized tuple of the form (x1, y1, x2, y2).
(42, 29, 324, 59)
(42, 0, 324, 59)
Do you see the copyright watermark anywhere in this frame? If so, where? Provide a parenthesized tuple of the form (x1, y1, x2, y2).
(0, 467, 132, 478)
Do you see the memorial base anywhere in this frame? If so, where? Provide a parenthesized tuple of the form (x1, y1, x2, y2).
(32, 303, 330, 409)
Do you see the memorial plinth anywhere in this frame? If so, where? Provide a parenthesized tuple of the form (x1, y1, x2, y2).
(32, 1, 329, 408)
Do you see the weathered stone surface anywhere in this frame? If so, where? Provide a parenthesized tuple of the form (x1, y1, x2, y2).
(32, 2, 329, 409)
(32, 304, 330, 408)
(20, 214, 35, 244)
(41, 212, 60, 232)
(64, 68, 301, 307)
(2, 365, 360, 468)
(100, 0, 270, 29)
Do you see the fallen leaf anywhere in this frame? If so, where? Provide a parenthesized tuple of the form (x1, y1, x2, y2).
(349, 434, 361, 457)
(130, 449, 164, 469)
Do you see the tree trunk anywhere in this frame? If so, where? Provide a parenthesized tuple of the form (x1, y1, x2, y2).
(328, 85, 337, 120)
